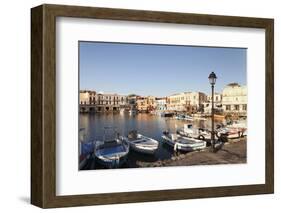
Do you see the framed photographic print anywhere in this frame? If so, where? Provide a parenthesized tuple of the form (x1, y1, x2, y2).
(31, 4, 274, 208)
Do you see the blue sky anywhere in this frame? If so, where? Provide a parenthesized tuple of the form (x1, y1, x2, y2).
(79, 42, 246, 96)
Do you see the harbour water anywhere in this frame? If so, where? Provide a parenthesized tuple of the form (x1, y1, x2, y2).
(80, 112, 225, 169)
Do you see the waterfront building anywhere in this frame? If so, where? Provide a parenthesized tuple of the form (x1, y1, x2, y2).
(80, 90, 96, 105)
(221, 83, 247, 115)
(79, 90, 127, 113)
(147, 96, 156, 112)
(95, 93, 127, 112)
(207, 93, 222, 103)
(136, 97, 147, 112)
(203, 93, 223, 114)
(155, 97, 167, 111)
(136, 96, 156, 112)
(167, 92, 207, 113)
(126, 94, 138, 111)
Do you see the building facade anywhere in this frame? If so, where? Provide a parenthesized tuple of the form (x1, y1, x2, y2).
(79, 91, 127, 113)
(155, 97, 167, 111)
(167, 92, 207, 113)
(203, 93, 223, 114)
(79, 90, 97, 105)
(80, 85, 247, 115)
(136, 96, 156, 112)
(126, 94, 138, 111)
(136, 97, 148, 112)
(207, 93, 222, 103)
(222, 83, 247, 115)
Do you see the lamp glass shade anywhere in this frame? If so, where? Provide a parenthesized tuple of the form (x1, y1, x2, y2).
(208, 72, 217, 85)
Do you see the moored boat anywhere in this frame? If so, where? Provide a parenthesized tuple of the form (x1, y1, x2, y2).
(162, 131, 206, 151)
(216, 127, 246, 139)
(175, 114, 193, 121)
(161, 112, 174, 117)
(129, 109, 137, 115)
(123, 130, 159, 154)
(79, 128, 95, 170)
(226, 120, 247, 129)
(216, 120, 247, 139)
(94, 127, 129, 168)
(177, 124, 210, 140)
(193, 117, 207, 121)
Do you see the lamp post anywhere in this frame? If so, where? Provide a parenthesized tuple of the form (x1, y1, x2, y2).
(208, 71, 217, 152)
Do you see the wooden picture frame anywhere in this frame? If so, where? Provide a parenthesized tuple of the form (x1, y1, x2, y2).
(31, 4, 274, 208)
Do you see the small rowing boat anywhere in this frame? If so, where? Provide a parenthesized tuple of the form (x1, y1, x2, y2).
(123, 130, 159, 154)
(94, 127, 129, 168)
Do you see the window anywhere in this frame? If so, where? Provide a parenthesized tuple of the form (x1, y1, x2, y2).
(235, 105, 239, 110)
(226, 105, 231, 110)
(243, 104, 247, 110)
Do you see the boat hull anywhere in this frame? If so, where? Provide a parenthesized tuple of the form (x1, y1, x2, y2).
(129, 143, 158, 154)
(95, 154, 128, 168)
(217, 127, 246, 139)
(94, 140, 129, 168)
(125, 134, 159, 155)
(162, 135, 206, 151)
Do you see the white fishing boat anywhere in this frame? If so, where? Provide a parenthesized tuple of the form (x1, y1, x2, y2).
(193, 117, 207, 121)
(216, 127, 246, 139)
(177, 124, 210, 140)
(216, 120, 247, 139)
(184, 115, 194, 121)
(226, 120, 247, 129)
(123, 130, 159, 154)
(129, 109, 137, 115)
(94, 127, 129, 168)
(162, 131, 206, 151)
(175, 114, 193, 121)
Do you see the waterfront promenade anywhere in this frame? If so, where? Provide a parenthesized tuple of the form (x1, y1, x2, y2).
(137, 138, 246, 167)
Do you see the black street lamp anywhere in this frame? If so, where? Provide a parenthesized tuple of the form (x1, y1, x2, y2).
(208, 71, 217, 152)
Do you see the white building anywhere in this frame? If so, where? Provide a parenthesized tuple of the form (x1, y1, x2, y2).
(79, 90, 127, 112)
(155, 97, 167, 111)
(95, 93, 127, 112)
(167, 92, 207, 112)
(207, 93, 222, 103)
(222, 83, 247, 114)
(203, 93, 223, 114)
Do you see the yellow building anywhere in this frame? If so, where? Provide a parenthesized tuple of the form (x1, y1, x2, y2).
(79, 90, 96, 105)
(136, 96, 156, 112)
